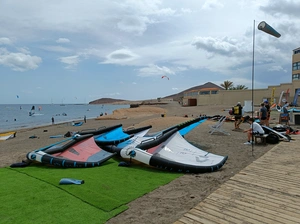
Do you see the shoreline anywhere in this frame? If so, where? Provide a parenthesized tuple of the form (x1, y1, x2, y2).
(0, 103, 131, 133)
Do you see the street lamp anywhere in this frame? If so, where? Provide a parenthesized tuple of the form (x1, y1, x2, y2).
(251, 20, 280, 155)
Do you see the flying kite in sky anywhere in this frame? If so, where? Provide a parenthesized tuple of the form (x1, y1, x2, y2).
(161, 75, 169, 80)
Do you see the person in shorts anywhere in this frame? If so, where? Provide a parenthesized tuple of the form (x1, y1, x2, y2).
(259, 103, 267, 126)
(233, 102, 243, 129)
(243, 118, 265, 145)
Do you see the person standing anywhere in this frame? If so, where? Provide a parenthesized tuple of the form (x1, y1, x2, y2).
(243, 118, 265, 145)
(84, 115, 87, 123)
(280, 102, 290, 125)
(282, 101, 289, 113)
(52, 117, 54, 125)
(232, 102, 243, 129)
(259, 103, 267, 126)
(264, 101, 271, 126)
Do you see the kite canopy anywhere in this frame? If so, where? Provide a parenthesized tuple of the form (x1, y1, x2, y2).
(22, 116, 227, 173)
(100, 116, 228, 173)
(94, 125, 152, 146)
(118, 128, 227, 173)
(26, 134, 116, 168)
(25, 125, 152, 168)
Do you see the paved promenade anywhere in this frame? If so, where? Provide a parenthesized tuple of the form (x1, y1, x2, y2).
(175, 134, 300, 224)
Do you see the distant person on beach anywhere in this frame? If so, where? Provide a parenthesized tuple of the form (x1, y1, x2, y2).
(280, 102, 290, 125)
(232, 102, 243, 129)
(84, 115, 87, 123)
(264, 101, 271, 126)
(282, 101, 289, 113)
(259, 103, 267, 126)
(243, 118, 265, 145)
(52, 117, 54, 125)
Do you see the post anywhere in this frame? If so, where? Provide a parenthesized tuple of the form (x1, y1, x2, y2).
(251, 20, 255, 156)
(251, 20, 281, 156)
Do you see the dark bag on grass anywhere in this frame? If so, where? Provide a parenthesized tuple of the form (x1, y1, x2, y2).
(266, 133, 279, 144)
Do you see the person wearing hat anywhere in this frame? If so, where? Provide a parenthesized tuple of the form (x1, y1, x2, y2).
(264, 100, 271, 126)
(232, 102, 243, 129)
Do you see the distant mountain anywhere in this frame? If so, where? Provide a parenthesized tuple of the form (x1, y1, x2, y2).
(89, 98, 126, 104)
(89, 82, 223, 104)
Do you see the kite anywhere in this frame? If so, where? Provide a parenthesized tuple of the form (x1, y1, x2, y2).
(161, 75, 169, 80)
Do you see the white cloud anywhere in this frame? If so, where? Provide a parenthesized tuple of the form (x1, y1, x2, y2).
(0, 37, 12, 45)
(58, 55, 80, 69)
(202, 0, 224, 10)
(192, 36, 244, 57)
(180, 8, 192, 14)
(17, 47, 31, 54)
(268, 65, 287, 72)
(102, 49, 139, 65)
(0, 48, 42, 71)
(117, 16, 152, 35)
(176, 66, 188, 72)
(138, 64, 175, 77)
(260, 0, 300, 19)
(40, 45, 72, 53)
(56, 38, 70, 43)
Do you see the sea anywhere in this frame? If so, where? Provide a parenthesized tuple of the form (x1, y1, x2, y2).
(0, 104, 130, 132)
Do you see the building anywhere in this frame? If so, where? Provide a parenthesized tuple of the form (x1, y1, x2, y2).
(182, 48, 300, 107)
(292, 47, 300, 81)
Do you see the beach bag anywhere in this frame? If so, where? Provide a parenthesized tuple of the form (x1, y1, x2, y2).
(266, 133, 279, 144)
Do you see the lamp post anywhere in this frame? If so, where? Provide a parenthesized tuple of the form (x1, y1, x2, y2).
(251, 20, 280, 155)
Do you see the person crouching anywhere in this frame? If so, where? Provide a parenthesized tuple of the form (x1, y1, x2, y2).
(243, 118, 265, 145)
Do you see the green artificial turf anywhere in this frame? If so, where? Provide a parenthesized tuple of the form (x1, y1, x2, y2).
(0, 158, 181, 224)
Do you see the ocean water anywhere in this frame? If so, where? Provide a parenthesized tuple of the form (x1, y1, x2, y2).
(0, 104, 129, 132)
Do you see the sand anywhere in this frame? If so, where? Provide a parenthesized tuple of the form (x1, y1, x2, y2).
(0, 101, 276, 224)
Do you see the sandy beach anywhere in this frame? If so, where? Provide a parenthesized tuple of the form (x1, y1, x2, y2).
(1, 101, 277, 224)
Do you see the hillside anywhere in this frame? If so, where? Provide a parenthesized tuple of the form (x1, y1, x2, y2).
(89, 82, 223, 104)
(89, 98, 126, 104)
(163, 82, 223, 100)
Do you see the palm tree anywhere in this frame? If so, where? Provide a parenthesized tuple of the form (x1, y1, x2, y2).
(235, 85, 248, 90)
(229, 85, 248, 90)
(220, 80, 234, 90)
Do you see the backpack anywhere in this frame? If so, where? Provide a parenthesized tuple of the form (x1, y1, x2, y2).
(266, 133, 279, 144)
(232, 106, 241, 115)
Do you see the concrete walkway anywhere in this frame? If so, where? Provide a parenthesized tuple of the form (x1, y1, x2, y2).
(175, 134, 300, 224)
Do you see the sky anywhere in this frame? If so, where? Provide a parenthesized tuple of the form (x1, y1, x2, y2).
(1, 0, 300, 104)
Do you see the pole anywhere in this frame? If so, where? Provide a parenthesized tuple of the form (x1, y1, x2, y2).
(251, 20, 255, 156)
(250, 20, 280, 156)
